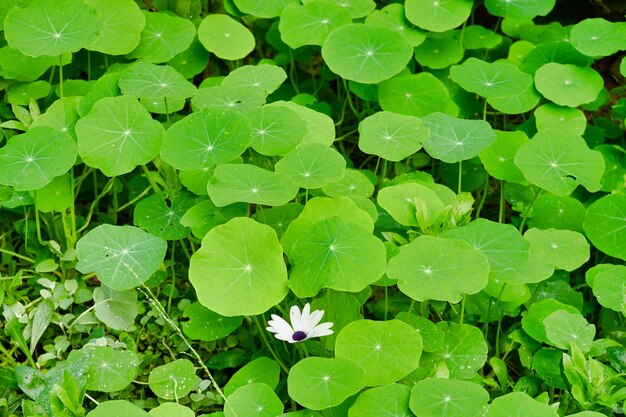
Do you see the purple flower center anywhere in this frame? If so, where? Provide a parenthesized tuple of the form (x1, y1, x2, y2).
(292, 330, 307, 341)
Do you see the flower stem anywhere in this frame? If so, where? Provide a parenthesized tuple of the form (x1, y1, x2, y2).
(253, 315, 289, 373)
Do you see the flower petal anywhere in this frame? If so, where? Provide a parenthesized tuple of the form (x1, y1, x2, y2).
(302, 309, 324, 332)
(290, 304, 303, 330)
(267, 314, 293, 335)
(309, 321, 334, 338)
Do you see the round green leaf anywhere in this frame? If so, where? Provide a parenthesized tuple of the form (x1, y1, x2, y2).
(7, 81, 51, 105)
(191, 84, 266, 111)
(570, 18, 626, 57)
(85, 0, 145, 55)
(5, 0, 101, 56)
(484, 0, 555, 19)
(450, 57, 533, 98)
(254, 203, 303, 238)
(378, 73, 454, 117)
(76, 224, 167, 291)
(288, 357, 366, 410)
(414, 36, 464, 69)
(34, 174, 72, 213)
(487, 392, 558, 417)
(422, 113, 496, 163)
(133, 192, 198, 240)
(266, 101, 335, 146)
(405, 0, 472, 32)
(521, 41, 593, 74)
(365, 4, 426, 47)
(0, 46, 59, 82)
(521, 299, 580, 344)
(149, 403, 194, 417)
(486, 85, 541, 115)
(534, 103, 587, 135)
(198, 14, 255, 60)
(544, 310, 595, 351)
(303, 0, 375, 18)
(409, 378, 489, 417)
(274, 144, 346, 189)
(93, 286, 138, 331)
(221, 64, 287, 95)
(534, 63, 603, 107)
(322, 169, 374, 198)
(349, 384, 412, 417)
(321, 23, 413, 84)
(249, 106, 307, 156)
(377, 182, 450, 228)
(523, 228, 589, 271)
(208, 164, 299, 207)
(127, 11, 195, 63)
(224, 357, 280, 396)
(87, 400, 149, 417)
(224, 384, 283, 417)
(31, 97, 81, 140)
(596, 144, 626, 192)
(148, 359, 197, 400)
(335, 320, 422, 386)
(528, 194, 586, 232)
(583, 194, 626, 261)
(462, 25, 502, 49)
(160, 109, 251, 170)
(82, 346, 139, 393)
(358, 111, 428, 161)
(182, 302, 243, 342)
(167, 38, 210, 79)
(514, 131, 605, 196)
(479, 130, 528, 183)
(181, 199, 248, 239)
(76, 96, 165, 177)
(234, 0, 298, 18)
(388, 235, 489, 303)
(586, 264, 626, 313)
(119, 61, 196, 99)
(279, 1, 352, 49)
(188, 217, 288, 316)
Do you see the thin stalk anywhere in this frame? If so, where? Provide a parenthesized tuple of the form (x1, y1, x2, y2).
(33, 195, 45, 245)
(59, 56, 64, 98)
(164, 97, 170, 123)
(459, 294, 467, 324)
(0, 249, 35, 264)
(116, 185, 151, 212)
(253, 315, 289, 373)
(341, 78, 360, 118)
(518, 187, 541, 232)
(166, 243, 176, 313)
(457, 160, 463, 194)
(498, 180, 505, 223)
(141, 165, 162, 194)
(475, 174, 490, 219)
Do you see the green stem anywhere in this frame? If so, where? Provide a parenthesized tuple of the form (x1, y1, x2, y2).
(167, 243, 176, 313)
(253, 315, 289, 373)
(59, 56, 64, 98)
(459, 294, 467, 324)
(384, 286, 389, 321)
(475, 174, 490, 219)
(76, 178, 116, 235)
(0, 249, 35, 264)
(141, 165, 162, 194)
(341, 78, 360, 119)
(33, 193, 45, 245)
(164, 97, 170, 123)
(457, 160, 463, 194)
(116, 185, 151, 212)
(518, 187, 541, 232)
(498, 180, 505, 223)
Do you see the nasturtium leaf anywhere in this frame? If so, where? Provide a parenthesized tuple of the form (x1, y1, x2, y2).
(484, 0, 555, 19)
(208, 164, 299, 207)
(358, 111, 428, 161)
(387, 235, 489, 303)
(279, 1, 352, 49)
(191, 84, 266, 111)
(522, 299, 580, 344)
(534, 103, 587, 135)
(396, 313, 444, 352)
(80, 346, 139, 392)
(0, 46, 58, 82)
(0, 127, 76, 192)
(514, 131, 604, 196)
(141, 96, 185, 114)
(570, 18, 626, 57)
(322, 169, 374, 198)
(275, 144, 346, 189)
(288, 357, 366, 410)
(450, 58, 533, 98)
(321, 23, 413, 84)
(133, 192, 199, 240)
(523, 228, 589, 271)
(266, 101, 335, 146)
(181, 200, 248, 239)
(119, 61, 196, 99)
(405, 0, 472, 32)
(254, 203, 303, 238)
(127, 11, 195, 63)
(462, 25, 502, 49)
(85, 0, 145, 55)
(414, 36, 464, 69)
(311, 290, 362, 348)
(167, 38, 210, 79)
(189, 217, 288, 316)
(249, 106, 306, 156)
(421, 322, 488, 379)
(529, 194, 586, 232)
(544, 310, 595, 351)
(596, 145, 626, 192)
(0, 0, 30, 32)
(303, 0, 375, 18)
(534, 63, 603, 107)
(224, 383, 284, 417)
(198, 14, 255, 60)
(87, 400, 150, 417)
(288, 217, 386, 297)
(440, 219, 529, 282)
(78, 72, 121, 117)
(520, 41, 593, 74)
(479, 130, 528, 183)
(34, 174, 72, 213)
(148, 359, 197, 400)
(586, 264, 626, 313)
(76, 224, 167, 291)
(150, 403, 194, 417)
(422, 113, 496, 163)
(182, 302, 243, 342)
(532, 348, 567, 389)
(221, 64, 287, 95)
(160, 109, 251, 170)
(487, 84, 541, 115)
(379, 73, 454, 117)
(93, 286, 138, 330)
(5, 0, 101, 56)
(409, 378, 489, 417)
(234, 0, 298, 18)
(566, 413, 607, 417)
(224, 357, 280, 396)
(365, 3, 426, 47)
(487, 392, 558, 417)
(349, 384, 412, 417)
(335, 320, 422, 386)
(7, 81, 50, 105)
(31, 97, 81, 139)
(76, 96, 164, 177)
(583, 194, 626, 261)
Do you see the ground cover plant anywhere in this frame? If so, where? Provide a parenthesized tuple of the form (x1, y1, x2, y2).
(0, 0, 625, 416)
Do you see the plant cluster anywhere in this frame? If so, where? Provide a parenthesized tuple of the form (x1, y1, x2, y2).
(0, 0, 625, 416)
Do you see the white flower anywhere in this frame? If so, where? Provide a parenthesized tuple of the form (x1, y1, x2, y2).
(266, 303, 333, 343)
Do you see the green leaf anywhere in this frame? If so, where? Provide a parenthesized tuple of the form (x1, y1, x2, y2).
(462, 25, 502, 49)
(76, 224, 167, 291)
(85, 0, 145, 55)
(93, 286, 138, 330)
(249, 106, 307, 156)
(167, 38, 210, 79)
(119, 61, 196, 99)
(266, 101, 335, 146)
(450, 58, 533, 98)
(321, 169, 374, 198)
(7, 81, 51, 105)
(529, 194, 586, 232)
(87, 400, 150, 417)
(234, 0, 298, 18)
(76, 96, 165, 177)
(358, 111, 428, 161)
(387, 235, 489, 303)
(192, 84, 266, 111)
(0, 46, 59, 82)
(148, 359, 197, 400)
(377, 182, 448, 228)
(198, 14, 255, 60)
(515, 131, 604, 195)
(149, 403, 194, 417)
(5, 0, 101, 56)
(378, 73, 454, 117)
(479, 130, 528, 183)
(0, 127, 76, 191)
(335, 319, 422, 386)
(484, 0, 555, 19)
(182, 302, 243, 342)
(34, 174, 73, 213)
(221, 64, 287, 95)
(224, 383, 284, 417)
(414, 36, 464, 69)
(486, 85, 541, 115)
(279, 1, 352, 49)
(409, 378, 489, 417)
(311, 291, 362, 349)
(31, 96, 81, 140)
(583, 194, 626, 261)
(365, 3, 426, 47)
(586, 264, 626, 313)
(133, 192, 199, 240)
(570, 18, 626, 57)
(29, 298, 54, 355)
(534, 103, 587, 135)
(224, 357, 280, 396)
(304, 0, 375, 18)
(288, 357, 366, 410)
(349, 384, 412, 417)
(523, 228, 589, 271)
(127, 11, 195, 63)
(79, 346, 138, 393)
(275, 143, 346, 189)
(534, 63, 604, 107)
(321, 23, 413, 84)
(287, 216, 387, 297)
(544, 310, 595, 351)
(405, 0, 472, 32)
(189, 217, 288, 316)
(521, 299, 580, 344)
(487, 392, 558, 417)
(422, 113, 495, 163)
